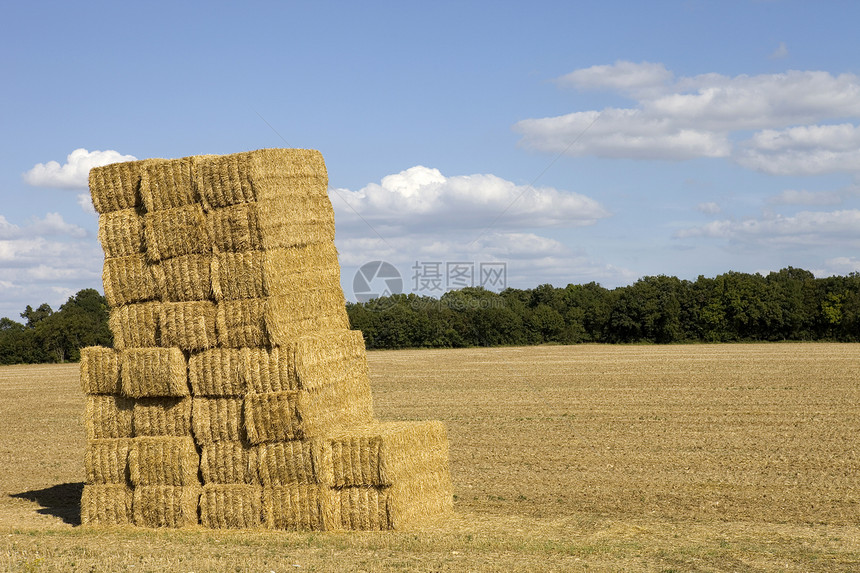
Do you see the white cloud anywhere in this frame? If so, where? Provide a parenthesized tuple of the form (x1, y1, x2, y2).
(675, 209, 860, 248)
(696, 202, 721, 214)
(822, 257, 860, 275)
(766, 189, 843, 206)
(555, 60, 673, 97)
(770, 42, 789, 60)
(330, 165, 610, 232)
(736, 124, 860, 175)
(23, 148, 137, 189)
(515, 63, 860, 170)
(330, 166, 630, 297)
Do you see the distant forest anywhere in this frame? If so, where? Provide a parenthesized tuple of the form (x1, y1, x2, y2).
(1, 267, 859, 364)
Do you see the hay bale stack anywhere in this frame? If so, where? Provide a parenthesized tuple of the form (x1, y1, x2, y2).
(82, 148, 451, 530)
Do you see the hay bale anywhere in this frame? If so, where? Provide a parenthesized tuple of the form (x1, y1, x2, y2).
(207, 203, 263, 252)
(326, 421, 450, 487)
(84, 438, 132, 484)
(133, 485, 201, 528)
(243, 371, 373, 444)
(80, 346, 120, 395)
(154, 254, 213, 302)
(143, 204, 211, 263)
(240, 346, 294, 394)
(191, 397, 245, 444)
(211, 244, 341, 302)
(200, 484, 262, 529)
(89, 159, 150, 214)
(98, 209, 144, 259)
(386, 469, 454, 529)
(333, 486, 388, 531)
(216, 298, 268, 348)
(128, 436, 200, 486)
(109, 302, 160, 349)
(262, 243, 341, 295)
(211, 250, 265, 300)
(103, 254, 160, 308)
(257, 196, 335, 250)
(132, 397, 192, 437)
(265, 293, 350, 347)
(139, 158, 196, 212)
(80, 484, 133, 526)
(85, 394, 133, 439)
(200, 442, 258, 484)
(195, 148, 327, 210)
(255, 440, 322, 485)
(159, 300, 217, 351)
(262, 484, 336, 531)
(120, 347, 188, 398)
(289, 330, 368, 391)
(188, 348, 245, 396)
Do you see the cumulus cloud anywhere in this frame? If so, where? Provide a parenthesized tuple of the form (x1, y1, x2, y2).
(770, 42, 789, 60)
(330, 166, 631, 297)
(23, 148, 137, 189)
(766, 189, 843, 206)
(735, 123, 860, 175)
(675, 209, 860, 248)
(696, 202, 721, 214)
(330, 165, 610, 232)
(515, 62, 860, 173)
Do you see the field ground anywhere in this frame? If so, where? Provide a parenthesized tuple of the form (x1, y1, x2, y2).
(1, 343, 859, 571)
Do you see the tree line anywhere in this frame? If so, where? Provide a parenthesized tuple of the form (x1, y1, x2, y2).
(348, 267, 860, 348)
(0, 267, 858, 364)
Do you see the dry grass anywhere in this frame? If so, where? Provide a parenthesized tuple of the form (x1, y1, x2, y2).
(2, 344, 860, 571)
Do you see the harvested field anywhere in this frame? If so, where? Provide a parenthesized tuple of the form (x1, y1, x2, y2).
(1, 344, 859, 571)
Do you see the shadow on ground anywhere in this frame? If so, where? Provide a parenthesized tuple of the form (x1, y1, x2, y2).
(10, 482, 83, 525)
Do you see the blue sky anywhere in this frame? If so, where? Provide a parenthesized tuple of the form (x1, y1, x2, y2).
(2, 0, 860, 319)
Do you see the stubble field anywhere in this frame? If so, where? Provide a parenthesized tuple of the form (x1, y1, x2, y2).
(1, 343, 859, 571)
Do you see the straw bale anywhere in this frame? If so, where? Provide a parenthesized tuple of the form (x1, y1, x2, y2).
(128, 436, 200, 486)
(195, 148, 327, 210)
(85, 394, 133, 439)
(98, 209, 144, 258)
(207, 203, 263, 252)
(262, 243, 342, 296)
(256, 196, 335, 250)
(191, 397, 245, 444)
(326, 421, 450, 487)
(386, 469, 453, 529)
(262, 484, 336, 531)
(89, 159, 151, 214)
(211, 250, 265, 300)
(264, 291, 350, 347)
(103, 254, 159, 307)
(120, 347, 188, 398)
(84, 438, 132, 484)
(109, 302, 160, 349)
(80, 484, 133, 526)
(255, 440, 323, 485)
(216, 298, 268, 348)
(139, 157, 196, 212)
(155, 254, 213, 302)
(200, 484, 262, 529)
(143, 204, 211, 263)
(133, 485, 201, 528)
(200, 441, 258, 484)
(290, 330, 368, 391)
(159, 300, 217, 351)
(243, 372, 373, 444)
(240, 346, 294, 393)
(132, 397, 192, 437)
(333, 486, 388, 531)
(188, 348, 245, 396)
(80, 346, 120, 395)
